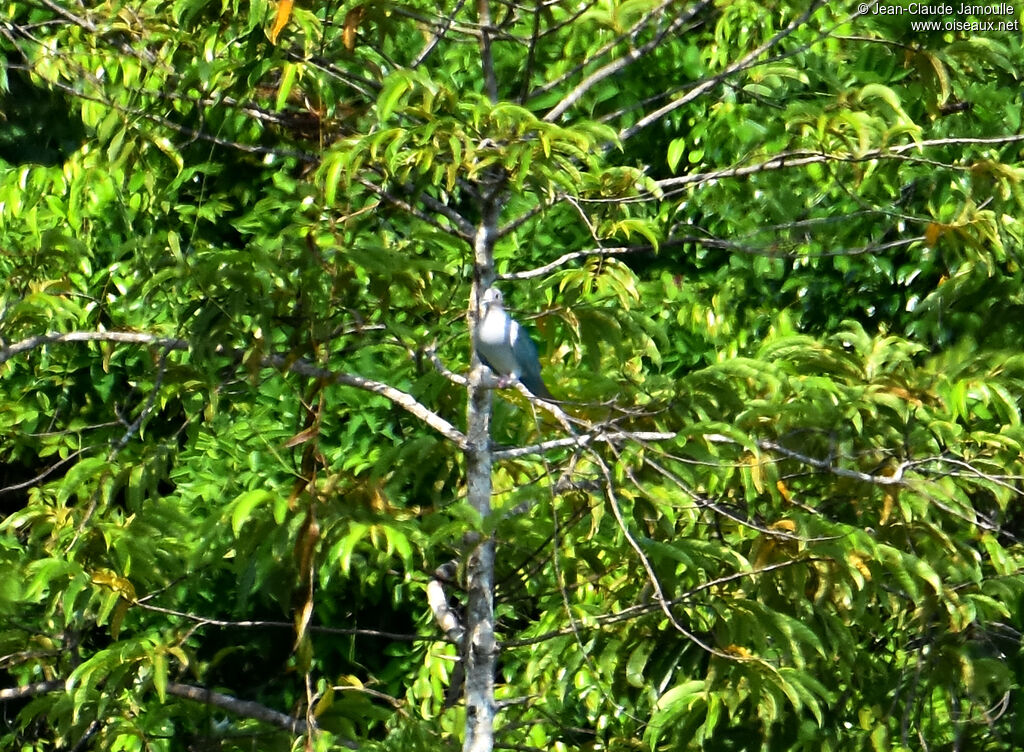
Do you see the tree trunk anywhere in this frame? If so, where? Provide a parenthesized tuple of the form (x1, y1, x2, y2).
(462, 184, 501, 752)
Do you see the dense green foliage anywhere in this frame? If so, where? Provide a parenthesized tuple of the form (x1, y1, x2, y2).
(2, 0, 1023, 750)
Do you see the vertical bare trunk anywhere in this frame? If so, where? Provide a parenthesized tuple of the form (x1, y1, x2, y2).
(464, 0, 501, 741)
(463, 187, 501, 752)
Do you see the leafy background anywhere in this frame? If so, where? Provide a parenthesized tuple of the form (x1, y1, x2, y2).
(1, 1, 1024, 750)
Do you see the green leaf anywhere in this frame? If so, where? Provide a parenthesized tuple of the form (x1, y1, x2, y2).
(229, 489, 275, 537)
(152, 651, 168, 702)
(625, 640, 654, 688)
(58, 457, 112, 503)
(376, 73, 413, 123)
(647, 680, 707, 747)
(667, 138, 686, 172)
(275, 62, 299, 111)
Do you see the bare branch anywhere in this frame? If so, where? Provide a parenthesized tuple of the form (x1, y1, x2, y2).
(388, 5, 487, 41)
(418, 188, 476, 238)
(516, 0, 544, 104)
(504, 559, 820, 647)
(33, 0, 157, 62)
(428, 561, 465, 642)
(0, 680, 63, 701)
(655, 135, 1024, 192)
(6, 16, 317, 163)
(164, 682, 311, 736)
(0, 450, 86, 496)
(496, 199, 549, 239)
(750, 437, 908, 486)
(913, 456, 1024, 499)
(544, 3, 707, 122)
(356, 177, 474, 239)
(497, 225, 903, 281)
(619, 2, 826, 141)
(509, 380, 578, 434)
(501, 245, 645, 280)
(478, 0, 499, 103)
(43, 72, 316, 162)
(0, 331, 466, 448)
(112, 348, 169, 453)
(0, 331, 186, 364)
(288, 54, 377, 103)
(0, 678, 354, 743)
(638, 453, 838, 542)
(492, 430, 675, 460)
(589, 449, 747, 661)
(413, 0, 470, 67)
(703, 435, 1010, 535)
(331, 683, 404, 709)
(425, 341, 470, 387)
(133, 601, 428, 641)
(331, 369, 466, 447)
(499, 135, 991, 251)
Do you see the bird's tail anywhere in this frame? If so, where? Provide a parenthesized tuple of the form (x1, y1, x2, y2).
(522, 374, 554, 401)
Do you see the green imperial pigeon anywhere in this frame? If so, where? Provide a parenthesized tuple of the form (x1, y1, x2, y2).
(474, 287, 553, 400)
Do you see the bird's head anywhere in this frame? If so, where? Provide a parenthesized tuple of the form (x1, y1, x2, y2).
(480, 287, 504, 311)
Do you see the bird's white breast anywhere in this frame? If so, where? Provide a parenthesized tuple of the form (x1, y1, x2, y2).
(477, 309, 522, 377)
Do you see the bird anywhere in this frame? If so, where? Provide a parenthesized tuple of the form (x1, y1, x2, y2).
(473, 287, 553, 400)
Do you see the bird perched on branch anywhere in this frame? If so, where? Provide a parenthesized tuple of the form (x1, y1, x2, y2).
(473, 287, 553, 400)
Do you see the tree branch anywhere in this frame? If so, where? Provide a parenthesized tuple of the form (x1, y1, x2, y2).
(0, 450, 86, 496)
(619, 1, 826, 141)
(477, 0, 499, 103)
(504, 559, 820, 647)
(165, 682, 314, 737)
(543, 2, 706, 122)
(703, 435, 1010, 535)
(427, 560, 465, 642)
(412, 0, 470, 68)
(655, 135, 1024, 192)
(589, 448, 745, 660)
(492, 430, 675, 460)
(356, 177, 474, 239)
(0, 679, 348, 743)
(0, 331, 466, 448)
(501, 245, 647, 280)
(132, 601, 428, 641)
(33, 0, 158, 63)
(0, 680, 64, 701)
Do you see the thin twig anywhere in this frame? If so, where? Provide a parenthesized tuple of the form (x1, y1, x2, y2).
(544, 2, 706, 122)
(0, 330, 466, 447)
(0, 450, 86, 496)
(655, 135, 1024, 192)
(619, 2, 826, 141)
(492, 430, 676, 460)
(133, 601, 428, 641)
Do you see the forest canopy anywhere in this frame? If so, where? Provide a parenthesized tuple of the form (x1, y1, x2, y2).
(1, 1, 1024, 751)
